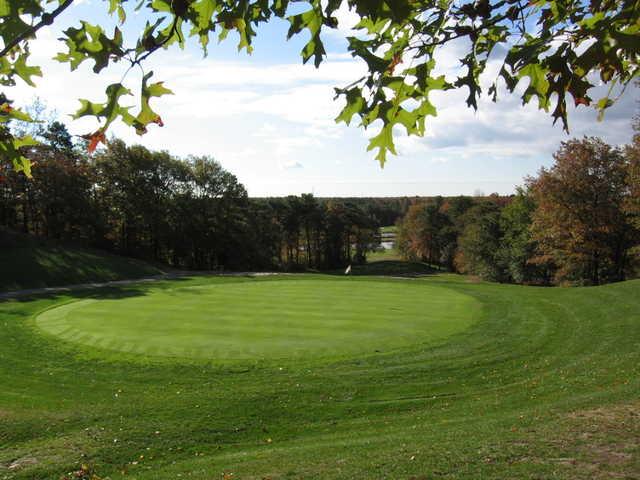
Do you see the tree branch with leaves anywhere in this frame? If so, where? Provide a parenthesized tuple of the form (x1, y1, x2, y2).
(1, 0, 638, 176)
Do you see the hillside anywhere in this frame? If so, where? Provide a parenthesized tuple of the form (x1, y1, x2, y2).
(0, 229, 163, 292)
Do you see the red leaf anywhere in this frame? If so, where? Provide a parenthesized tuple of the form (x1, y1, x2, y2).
(83, 130, 107, 153)
(387, 53, 403, 74)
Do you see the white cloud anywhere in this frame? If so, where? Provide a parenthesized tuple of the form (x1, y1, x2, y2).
(324, 2, 361, 39)
(4, 13, 638, 197)
(279, 159, 304, 170)
(154, 53, 366, 89)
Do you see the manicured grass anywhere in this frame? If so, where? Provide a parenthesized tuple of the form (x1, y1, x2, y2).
(379, 225, 398, 234)
(1, 274, 639, 479)
(0, 236, 163, 291)
(35, 279, 478, 360)
(367, 247, 402, 262)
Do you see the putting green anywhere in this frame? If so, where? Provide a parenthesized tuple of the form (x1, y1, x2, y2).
(34, 279, 480, 360)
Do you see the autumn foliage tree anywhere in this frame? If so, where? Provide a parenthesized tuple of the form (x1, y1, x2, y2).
(626, 118, 640, 228)
(397, 197, 454, 267)
(624, 118, 640, 266)
(528, 137, 636, 285)
(395, 128, 640, 285)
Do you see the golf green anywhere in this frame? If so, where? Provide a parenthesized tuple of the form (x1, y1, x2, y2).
(34, 278, 480, 360)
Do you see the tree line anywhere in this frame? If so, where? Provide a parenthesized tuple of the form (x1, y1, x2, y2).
(397, 126, 640, 286)
(3, 115, 638, 285)
(0, 121, 413, 271)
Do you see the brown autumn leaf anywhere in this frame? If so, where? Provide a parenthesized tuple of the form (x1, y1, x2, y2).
(83, 130, 107, 153)
(387, 53, 403, 74)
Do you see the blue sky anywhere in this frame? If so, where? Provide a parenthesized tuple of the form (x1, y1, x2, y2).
(9, 0, 639, 197)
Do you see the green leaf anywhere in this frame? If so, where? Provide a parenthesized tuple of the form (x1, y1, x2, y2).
(335, 87, 365, 125)
(0, 133, 38, 178)
(73, 82, 133, 130)
(108, 0, 127, 23)
(13, 155, 32, 177)
(517, 63, 550, 109)
(12, 54, 42, 86)
(287, 8, 326, 67)
(367, 124, 396, 167)
(596, 97, 613, 121)
(55, 22, 124, 73)
(133, 71, 173, 135)
(0, 103, 34, 123)
(13, 134, 38, 149)
(0, 0, 41, 47)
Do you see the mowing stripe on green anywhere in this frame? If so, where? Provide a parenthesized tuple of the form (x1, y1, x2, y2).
(34, 279, 480, 360)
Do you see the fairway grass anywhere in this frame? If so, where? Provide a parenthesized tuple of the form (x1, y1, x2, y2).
(34, 279, 479, 360)
(1, 274, 639, 479)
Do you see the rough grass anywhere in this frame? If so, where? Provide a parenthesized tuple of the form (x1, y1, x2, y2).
(0, 230, 162, 291)
(0, 274, 639, 479)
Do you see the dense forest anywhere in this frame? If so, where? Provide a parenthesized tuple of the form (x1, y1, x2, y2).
(2, 116, 639, 285)
(397, 126, 640, 286)
(0, 120, 413, 271)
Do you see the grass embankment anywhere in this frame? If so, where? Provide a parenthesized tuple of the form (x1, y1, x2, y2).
(0, 229, 163, 291)
(0, 274, 639, 479)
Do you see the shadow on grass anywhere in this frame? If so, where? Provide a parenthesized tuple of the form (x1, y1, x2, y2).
(0, 275, 195, 304)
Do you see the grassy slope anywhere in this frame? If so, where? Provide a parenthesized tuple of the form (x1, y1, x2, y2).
(0, 230, 163, 291)
(0, 274, 639, 479)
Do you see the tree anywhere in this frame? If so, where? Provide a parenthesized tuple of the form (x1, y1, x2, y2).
(94, 140, 186, 257)
(299, 193, 320, 267)
(624, 117, 640, 270)
(454, 201, 505, 281)
(496, 188, 544, 284)
(1, 0, 638, 174)
(626, 118, 640, 229)
(528, 137, 635, 285)
(397, 198, 453, 267)
(176, 155, 250, 269)
(344, 202, 378, 264)
(29, 122, 95, 241)
(439, 196, 474, 269)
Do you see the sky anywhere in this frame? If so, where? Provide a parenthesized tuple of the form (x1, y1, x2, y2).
(8, 1, 640, 197)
